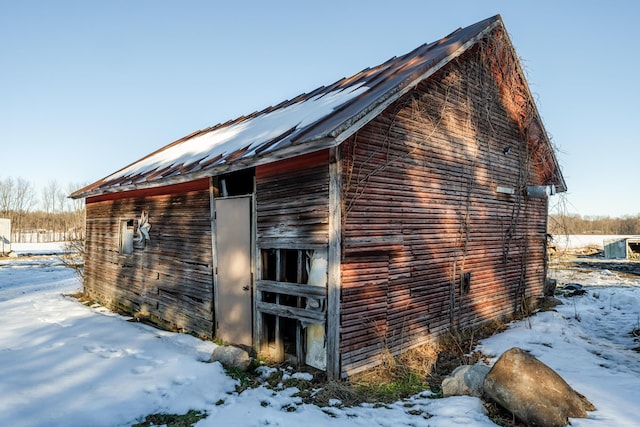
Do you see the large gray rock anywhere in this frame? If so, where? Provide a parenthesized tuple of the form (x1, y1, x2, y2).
(442, 364, 490, 397)
(209, 345, 250, 371)
(484, 347, 594, 427)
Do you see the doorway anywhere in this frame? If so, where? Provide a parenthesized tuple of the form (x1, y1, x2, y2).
(214, 195, 253, 346)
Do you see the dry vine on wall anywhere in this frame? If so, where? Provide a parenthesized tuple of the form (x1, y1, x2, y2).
(341, 27, 554, 330)
(479, 28, 556, 311)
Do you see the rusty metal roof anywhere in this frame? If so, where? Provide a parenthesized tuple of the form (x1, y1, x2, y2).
(71, 15, 564, 199)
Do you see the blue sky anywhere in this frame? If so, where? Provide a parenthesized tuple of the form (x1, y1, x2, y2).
(1, 1, 638, 217)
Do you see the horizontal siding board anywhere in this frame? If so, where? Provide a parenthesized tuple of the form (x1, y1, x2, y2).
(257, 280, 327, 298)
(256, 301, 326, 323)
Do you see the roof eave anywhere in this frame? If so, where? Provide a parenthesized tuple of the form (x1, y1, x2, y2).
(70, 137, 338, 199)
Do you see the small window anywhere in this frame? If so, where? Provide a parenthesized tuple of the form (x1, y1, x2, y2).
(119, 219, 136, 255)
(119, 211, 152, 255)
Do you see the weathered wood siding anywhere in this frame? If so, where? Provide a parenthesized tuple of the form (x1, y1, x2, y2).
(83, 179, 215, 337)
(340, 45, 550, 375)
(254, 150, 331, 361)
(256, 150, 330, 249)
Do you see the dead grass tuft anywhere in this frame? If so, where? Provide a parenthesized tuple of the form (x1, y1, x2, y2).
(483, 400, 528, 427)
(350, 344, 440, 403)
(64, 291, 96, 307)
(427, 320, 508, 392)
(397, 342, 440, 378)
(308, 380, 364, 407)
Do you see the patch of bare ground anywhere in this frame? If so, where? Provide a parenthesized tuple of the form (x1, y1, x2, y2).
(549, 248, 640, 278)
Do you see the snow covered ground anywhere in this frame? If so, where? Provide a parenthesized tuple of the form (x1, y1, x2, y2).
(551, 234, 640, 250)
(1, 243, 639, 427)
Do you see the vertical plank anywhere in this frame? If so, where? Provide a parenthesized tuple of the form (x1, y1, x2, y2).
(275, 250, 283, 361)
(209, 178, 219, 335)
(327, 147, 342, 379)
(252, 177, 261, 352)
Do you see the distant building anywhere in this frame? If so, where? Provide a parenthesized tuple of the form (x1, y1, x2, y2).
(0, 218, 11, 255)
(71, 15, 566, 378)
(604, 237, 640, 260)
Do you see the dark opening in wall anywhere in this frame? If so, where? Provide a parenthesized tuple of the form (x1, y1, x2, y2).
(279, 293, 302, 308)
(263, 313, 277, 355)
(282, 249, 301, 283)
(262, 291, 276, 304)
(258, 248, 327, 368)
(262, 313, 301, 363)
(628, 241, 640, 260)
(281, 317, 299, 360)
(218, 168, 255, 197)
(261, 249, 309, 284)
(262, 249, 278, 281)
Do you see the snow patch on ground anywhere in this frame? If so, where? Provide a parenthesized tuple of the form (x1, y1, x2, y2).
(551, 234, 640, 250)
(10, 242, 68, 256)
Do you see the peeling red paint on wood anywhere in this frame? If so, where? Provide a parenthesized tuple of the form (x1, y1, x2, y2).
(86, 178, 210, 204)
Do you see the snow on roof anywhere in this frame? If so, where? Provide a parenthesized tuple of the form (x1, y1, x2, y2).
(104, 82, 368, 184)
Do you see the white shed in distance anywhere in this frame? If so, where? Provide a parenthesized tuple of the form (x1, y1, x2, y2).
(0, 218, 11, 255)
(604, 237, 640, 260)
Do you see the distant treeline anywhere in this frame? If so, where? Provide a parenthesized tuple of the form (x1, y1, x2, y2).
(1, 177, 85, 243)
(2, 211, 85, 243)
(548, 214, 640, 235)
(3, 176, 639, 243)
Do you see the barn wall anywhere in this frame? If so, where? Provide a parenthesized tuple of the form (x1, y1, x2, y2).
(83, 178, 215, 337)
(339, 45, 550, 375)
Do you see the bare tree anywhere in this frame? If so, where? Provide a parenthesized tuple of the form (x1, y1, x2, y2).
(61, 182, 86, 280)
(0, 177, 15, 216)
(42, 180, 60, 214)
(0, 178, 35, 242)
(65, 182, 86, 240)
(42, 180, 62, 241)
(15, 178, 35, 212)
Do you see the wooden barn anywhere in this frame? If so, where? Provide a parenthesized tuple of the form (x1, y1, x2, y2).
(71, 15, 566, 378)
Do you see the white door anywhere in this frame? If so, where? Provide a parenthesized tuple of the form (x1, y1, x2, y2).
(214, 196, 252, 346)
